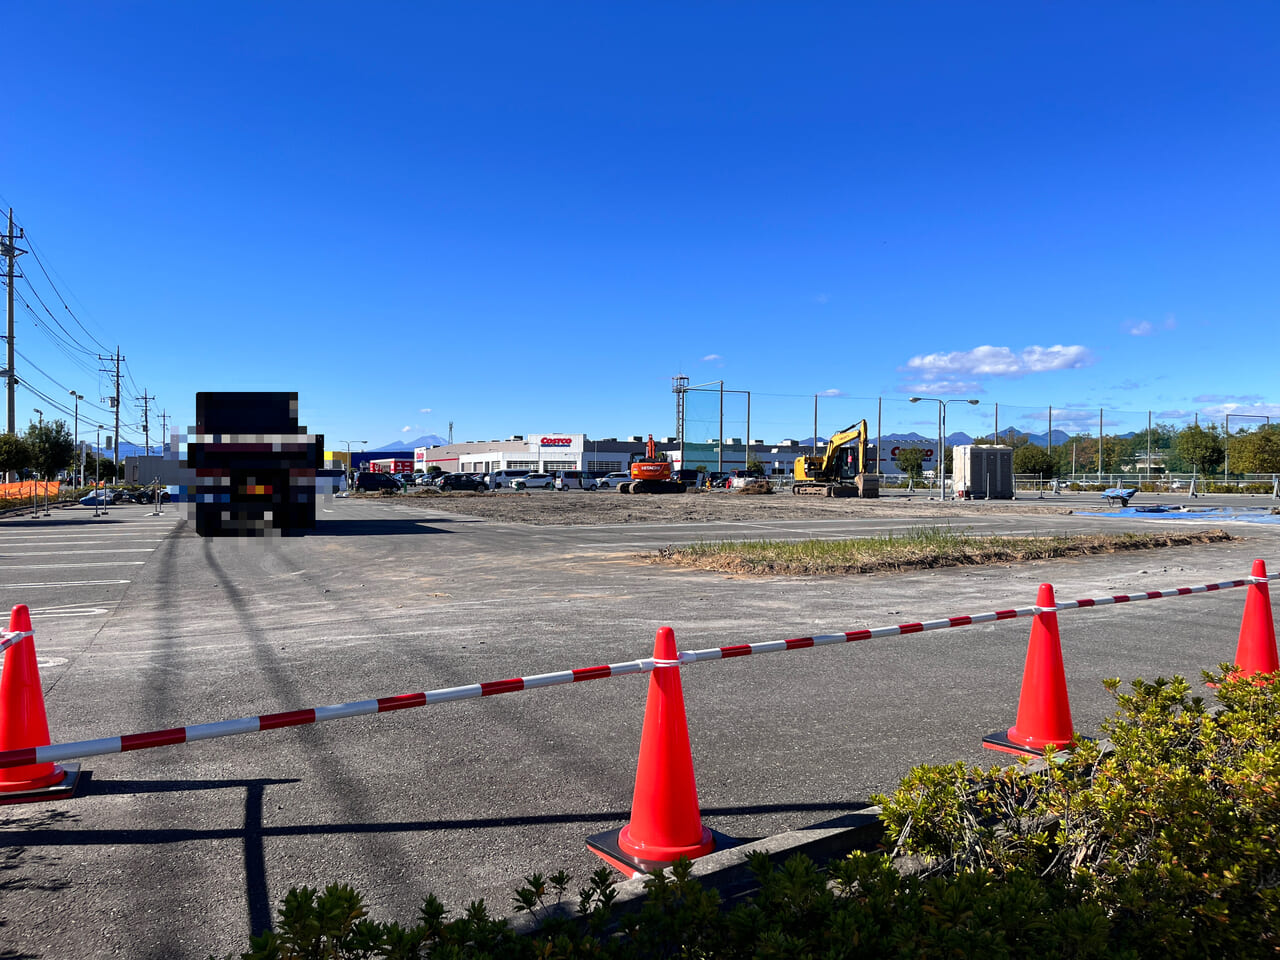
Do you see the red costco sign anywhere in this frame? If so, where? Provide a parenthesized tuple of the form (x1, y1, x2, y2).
(540, 437, 572, 447)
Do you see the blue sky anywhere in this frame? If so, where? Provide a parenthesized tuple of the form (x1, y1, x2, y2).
(5, 3, 1278, 452)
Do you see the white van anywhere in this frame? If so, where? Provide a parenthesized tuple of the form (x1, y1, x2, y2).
(555, 470, 598, 491)
(489, 469, 531, 490)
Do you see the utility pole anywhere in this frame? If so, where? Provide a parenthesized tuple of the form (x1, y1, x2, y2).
(159, 410, 169, 455)
(98, 348, 124, 475)
(3, 209, 26, 436)
(139, 390, 154, 457)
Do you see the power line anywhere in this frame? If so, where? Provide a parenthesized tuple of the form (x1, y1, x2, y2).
(15, 274, 95, 356)
(11, 218, 112, 354)
(12, 290, 100, 378)
(13, 348, 115, 419)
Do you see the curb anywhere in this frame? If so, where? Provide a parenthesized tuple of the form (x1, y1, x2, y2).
(510, 805, 885, 934)
(609, 805, 886, 908)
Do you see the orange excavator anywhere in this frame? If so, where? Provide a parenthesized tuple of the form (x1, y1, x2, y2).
(619, 435, 687, 494)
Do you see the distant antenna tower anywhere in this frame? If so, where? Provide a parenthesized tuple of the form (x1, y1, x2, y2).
(671, 375, 689, 444)
(448, 420, 454, 444)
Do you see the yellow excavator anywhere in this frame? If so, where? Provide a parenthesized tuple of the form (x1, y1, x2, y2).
(792, 419, 880, 497)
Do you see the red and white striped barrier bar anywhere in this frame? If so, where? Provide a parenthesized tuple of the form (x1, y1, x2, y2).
(0, 630, 32, 655)
(676, 572, 1279, 666)
(1, 570, 1276, 771)
(0, 656, 657, 770)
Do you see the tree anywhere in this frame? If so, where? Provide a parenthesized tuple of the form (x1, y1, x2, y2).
(85, 450, 116, 482)
(895, 447, 926, 481)
(1175, 423, 1225, 476)
(0, 434, 32, 479)
(1229, 424, 1280, 475)
(1012, 443, 1054, 478)
(746, 456, 765, 474)
(24, 420, 75, 479)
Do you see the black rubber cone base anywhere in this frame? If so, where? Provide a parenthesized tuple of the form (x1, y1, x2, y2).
(0, 763, 81, 806)
(586, 826, 741, 878)
(983, 730, 1090, 757)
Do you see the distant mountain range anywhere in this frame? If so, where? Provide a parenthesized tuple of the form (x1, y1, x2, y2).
(374, 434, 448, 452)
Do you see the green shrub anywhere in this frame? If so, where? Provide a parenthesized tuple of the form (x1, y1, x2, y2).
(876, 669, 1280, 958)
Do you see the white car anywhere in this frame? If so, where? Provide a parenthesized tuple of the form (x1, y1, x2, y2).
(515, 472, 556, 489)
(597, 472, 631, 489)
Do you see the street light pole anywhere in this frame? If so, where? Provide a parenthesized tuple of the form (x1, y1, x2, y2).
(94, 424, 104, 517)
(910, 396, 980, 499)
(69, 391, 83, 488)
(340, 439, 367, 483)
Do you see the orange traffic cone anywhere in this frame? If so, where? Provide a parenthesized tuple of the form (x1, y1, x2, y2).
(1231, 559, 1278, 681)
(0, 605, 79, 804)
(983, 583, 1080, 756)
(587, 627, 730, 876)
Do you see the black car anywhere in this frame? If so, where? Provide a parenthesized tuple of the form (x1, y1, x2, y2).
(354, 471, 403, 492)
(438, 472, 486, 492)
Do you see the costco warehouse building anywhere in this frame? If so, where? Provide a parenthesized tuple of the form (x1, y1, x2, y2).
(413, 434, 819, 477)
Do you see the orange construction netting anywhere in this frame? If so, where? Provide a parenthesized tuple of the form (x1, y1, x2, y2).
(0, 481, 62, 498)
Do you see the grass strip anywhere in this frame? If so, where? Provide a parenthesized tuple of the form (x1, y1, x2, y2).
(653, 527, 1236, 576)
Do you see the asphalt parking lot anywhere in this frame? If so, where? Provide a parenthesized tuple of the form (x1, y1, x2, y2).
(1, 494, 1278, 958)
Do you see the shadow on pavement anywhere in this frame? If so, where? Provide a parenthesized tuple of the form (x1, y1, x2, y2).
(2, 778, 869, 938)
(312, 517, 468, 536)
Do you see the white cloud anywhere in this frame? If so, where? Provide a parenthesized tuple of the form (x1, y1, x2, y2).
(1125, 320, 1154, 336)
(817, 388, 845, 397)
(420, 408, 432, 414)
(401, 425, 412, 432)
(1194, 394, 1262, 404)
(899, 380, 985, 396)
(702, 354, 723, 363)
(1199, 401, 1280, 420)
(904, 344, 1094, 380)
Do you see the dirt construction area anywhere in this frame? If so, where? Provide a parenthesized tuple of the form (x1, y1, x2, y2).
(372, 486, 1084, 525)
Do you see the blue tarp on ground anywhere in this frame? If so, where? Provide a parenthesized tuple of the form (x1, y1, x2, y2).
(1077, 505, 1280, 524)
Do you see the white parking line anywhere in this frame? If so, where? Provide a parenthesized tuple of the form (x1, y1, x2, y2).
(0, 561, 146, 569)
(0, 579, 130, 588)
(30, 607, 112, 618)
(0, 549, 157, 556)
(0, 537, 166, 544)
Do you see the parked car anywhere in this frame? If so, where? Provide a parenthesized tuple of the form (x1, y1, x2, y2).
(516, 472, 555, 489)
(555, 471, 598, 491)
(80, 490, 117, 506)
(438, 472, 486, 491)
(121, 488, 172, 504)
(597, 472, 632, 489)
(488, 469, 531, 489)
(354, 471, 403, 492)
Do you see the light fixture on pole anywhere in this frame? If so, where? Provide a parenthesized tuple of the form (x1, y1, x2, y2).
(910, 396, 979, 499)
(69, 391, 83, 488)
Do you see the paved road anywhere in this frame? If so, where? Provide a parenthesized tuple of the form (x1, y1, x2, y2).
(1, 496, 1278, 959)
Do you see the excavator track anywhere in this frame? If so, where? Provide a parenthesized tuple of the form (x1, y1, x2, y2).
(792, 483, 858, 497)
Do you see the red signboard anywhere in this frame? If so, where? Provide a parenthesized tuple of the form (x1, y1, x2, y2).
(540, 437, 573, 447)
